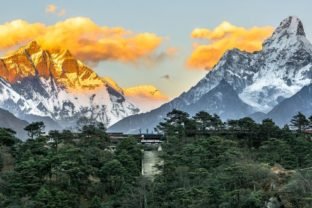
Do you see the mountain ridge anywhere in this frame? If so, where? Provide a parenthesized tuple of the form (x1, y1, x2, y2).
(0, 108, 29, 139)
(266, 83, 312, 126)
(110, 16, 312, 132)
(0, 41, 140, 127)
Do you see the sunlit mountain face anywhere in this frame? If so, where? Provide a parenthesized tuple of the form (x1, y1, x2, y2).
(1, 41, 104, 89)
(0, 41, 138, 127)
(0, 39, 170, 129)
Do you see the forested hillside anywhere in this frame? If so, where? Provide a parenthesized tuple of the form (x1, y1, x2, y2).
(0, 111, 312, 207)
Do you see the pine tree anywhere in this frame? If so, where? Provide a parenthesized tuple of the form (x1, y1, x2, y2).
(290, 112, 309, 133)
(24, 122, 45, 139)
(155, 109, 190, 137)
(193, 111, 213, 134)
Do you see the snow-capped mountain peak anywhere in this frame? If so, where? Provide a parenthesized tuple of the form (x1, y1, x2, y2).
(263, 16, 311, 52)
(271, 16, 305, 37)
(0, 41, 140, 127)
(180, 16, 312, 112)
(240, 16, 312, 112)
(110, 16, 312, 133)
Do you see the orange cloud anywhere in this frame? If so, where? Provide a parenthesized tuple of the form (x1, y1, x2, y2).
(124, 85, 168, 101)
(124, 85, 169, 112)
(102, 77, 169, 101)
(0, 17, 165, 64)
(0, 20, 45, 49)
(187, 21, 273, 69)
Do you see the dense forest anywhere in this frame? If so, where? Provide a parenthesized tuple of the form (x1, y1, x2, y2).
(0, 111, 312, 207)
